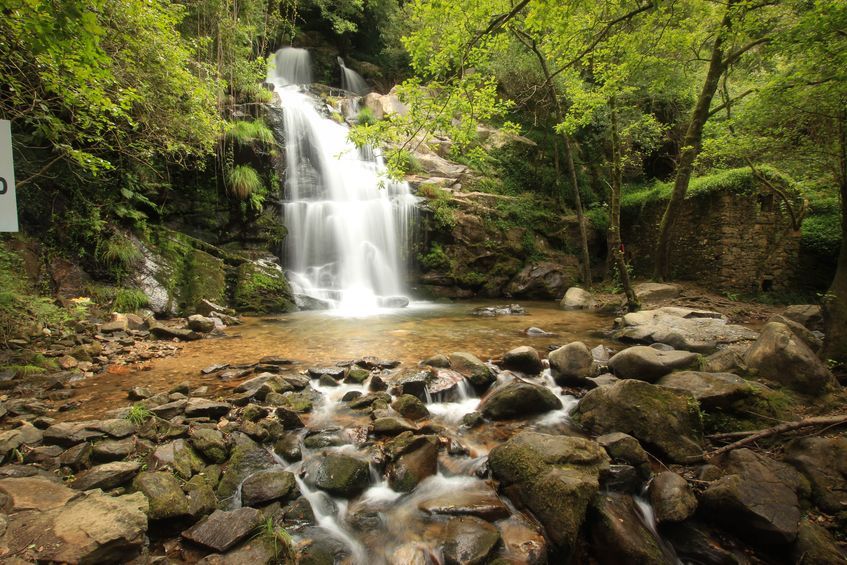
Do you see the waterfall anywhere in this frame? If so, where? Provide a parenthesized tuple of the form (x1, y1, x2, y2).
(337, 56, 370, 95)
(267, 48, 417, 314)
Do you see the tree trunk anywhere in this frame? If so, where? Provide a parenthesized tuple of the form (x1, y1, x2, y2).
(653, 5, 733, 280)
(823, 113, 847, 362)
(609, 100, 639, 311)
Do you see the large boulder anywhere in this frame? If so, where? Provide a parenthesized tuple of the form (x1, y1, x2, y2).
(506, 261, 578, 299)
(615, 307, 758, 353)
(744, 322, 836, 395)
(548, 342, 596, 385)
(572, 379, 703, 463)
(783, 436, 847, 514)
(479, 381, 562, 420)
(449, 352, 494, 390)
(588, 493, 674, 564)
(488, 432, 609, 556)
(560, 287, 596, 311)
(701, 448, 802, 545)
(656, 371, 753, 409)
(501, 346, 543, 375)
(781, 304, 822, 332)
(607, 346, 698, 382)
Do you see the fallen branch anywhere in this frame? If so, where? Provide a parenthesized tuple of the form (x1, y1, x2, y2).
(693, 414, 847, 463)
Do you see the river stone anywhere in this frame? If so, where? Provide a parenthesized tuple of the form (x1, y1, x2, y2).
(498, 514, 548, 565)
(488, 432, 609, 555)
(345, 367, 370, 384)
(783, 436, 847, 514)
(70, 460, 141, 491)
(0, 423, 43, 457)
(0, 476, 77, 512)
(184, 475, 217, 519)
(548, 342, 595, 385)
(181, 507, 262, 552)
(781, 304, 823, 331)
(608, 346, 698, 382)
(449, 352, 494, 390)
(662, 520, 750, 565)
(150, 324, 202, 341)
(307, 366, 345, 380)
(240, 469, 298, 507)
(656, 371, 753, 408)
(153, 439, 205, 479)
(421, 354, 451, 368)
(189, 428, 228, 463)
(596, 432, 650, 468)
(701, 346, 747, 374)
(649, 471, 697, 523)
(275, 407, 305, 430)
(418, 487, 510, 521)
(437, 516, 501, 565)
(744, 322, 836, 395)
(43, 421, 105, 446)
(318, 374, 339, 387)
(187, 314, 216, 333)
(502, 346, 543, 374)
(615, 307, 758, 353)
(0, 488, 148, 563)
(392, 370, 429, 400)
(150, 399, 188, 419)
(216, 433, 276, 502)
(92, 437, 135, 461)
(426, 368, 467, 401)
(303, 453, 370, 498)
(391, 394, 429, 420)
(371, 416, 417, 435)
(792, 518, 846, 564)
(348, 392, 392, 410)
(560, 287, 596, 310)
(387, 438, 438, 492)
(185, 398, 231, 419)
(133, 471, 190, 520)
(479, 381, 562, 420)
(588, 493, 673, 564)
(702, 448, 801, 544)
(572, 379, 703, 463)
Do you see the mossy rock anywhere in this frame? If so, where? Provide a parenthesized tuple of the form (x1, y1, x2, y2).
(233, 261, 296, 314)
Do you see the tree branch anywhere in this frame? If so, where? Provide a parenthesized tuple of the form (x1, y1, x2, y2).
(708, 88, 756, 117)
(722, 36, 770, 67)
(16, 154, 64, 189)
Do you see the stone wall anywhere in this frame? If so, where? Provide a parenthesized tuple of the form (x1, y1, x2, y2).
(621, 189, 801, 293)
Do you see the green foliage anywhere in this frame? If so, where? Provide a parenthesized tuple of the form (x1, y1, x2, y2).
(113, 288, 150, 313)
(225, 120, 275, 147)
(227, 165, 264, 201)
(585, 205, 610, 232)
(125, 403, 153, 425)
(356, 107, 377, 126)
(419, 186, 457, 230)
(254, 516, 295, 563)
(802, 198, 842, 256)
(0, 365, 47, 378)
(418, 242, 450, 271)
(96, 233, 142, 272)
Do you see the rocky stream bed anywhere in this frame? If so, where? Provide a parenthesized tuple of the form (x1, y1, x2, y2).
(0, 290, 845, 564)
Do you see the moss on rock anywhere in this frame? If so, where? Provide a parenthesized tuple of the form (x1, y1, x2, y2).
(233, 260, 296, 314)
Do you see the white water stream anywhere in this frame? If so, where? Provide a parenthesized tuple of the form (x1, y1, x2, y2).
(267, 48, 418, 315)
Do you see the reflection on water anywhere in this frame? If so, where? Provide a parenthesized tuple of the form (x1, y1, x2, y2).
(62, 300, 612, 420)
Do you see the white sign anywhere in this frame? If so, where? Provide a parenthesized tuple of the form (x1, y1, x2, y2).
(0, 120, 18, 232)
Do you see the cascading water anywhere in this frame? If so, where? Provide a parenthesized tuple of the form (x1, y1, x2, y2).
(338, 56, 370, 95)
(267, 47, 417, 314)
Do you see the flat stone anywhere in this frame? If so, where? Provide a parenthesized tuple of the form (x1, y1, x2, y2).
(657, 371, 753, 408)
(185, 398, 231, 419)
(418, 489, 510, 521)
(0, 423, 43, 456)
(615, 307, 757, 353)
(201, 363, 229, 375)
(150, 399, 188, 419)
(181, 507, 262, 552)
(43, 422, 104, 447)
(608, 346, 698, 382)
(633, 282, 681, 302)
(240, 469, 298, 507)
(92, 438, 135, 461)
(70, 460, 141, 491)
(0, 477, 77, 512)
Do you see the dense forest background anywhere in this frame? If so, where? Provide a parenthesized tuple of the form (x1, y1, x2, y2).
(0, 0, 845, 359)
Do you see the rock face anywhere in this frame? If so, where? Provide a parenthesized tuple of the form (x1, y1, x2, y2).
(501, 346, 543, 374)
(783, 436, 847, 514)
(572, 379, 703, 463)
(506, 261, 576, 299)
(656, 371, 753, 408)
(488, 432, 609, 555)
(560, 287, 596, 310)
(548, 342, 595, 385)
(608, 346, 698, 382)
(0, 478, 148, 563)
(701, 449, 801, 545)
(589, 493, 673, 564)
(615, 307, 758, 353)
(744, 322, 836, 395)
(479, 381, 562, 420)
(648, 471, 697, 523)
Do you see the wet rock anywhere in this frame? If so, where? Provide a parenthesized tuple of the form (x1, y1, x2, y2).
(588, 493, 673, 564)
(560, 287, 596, 310)
(426, 368, 467, 401)
(181, 507, 262, 552)
(634, 282, 681, 302)
(548, 342, 596, 385)
(302, 453, 370, 498)
(344, 367, 370, 384)
(572, 380, 703, 463)
(418, 487, 510, 521)
(133, 471, 191, 520)
(318, 374, 339, 387)
(378, 295, 410, 308)
(783, 436, 847, 514)
(369, 375, 388, 391)
(479, 381, 562, 420)
(348, 392, 392, 410)
(185, 398, 231, 419)
(488, 432, 609, 555)
(307, 366, 345, 380)
(273, 391, 313, 413)
(153, 439, 205, 479)
(615, 307, 757, 353)
(421, 354, 450, 368)
(391, 394, 429, 420)
(241, 403, 268, 422)
(792, 517, 846, 564)
(92, 437, 135, 461)
(70, 460, 141, 490)
(189, 428, 228, 463)
(502, 345, 543, 374)
(608, 345, 699, 382)
(662, 520, 750, 565)
(392, 370, 429, 400)
(303, 429, 346, 449)
(372, 416, 417, 435)
(702, 448, 801, 544)
(449, 352, 494, 390)
(649, 471, 697, 522)
(275, 407, 304, 430)
(470, 304, 526, 316)
(744, 322, 836, 395)
(657, 371, 753, 409)
(188, 314, 216, 333)
(341, 390, 362, 402)
(0, 422, 43, 458)
(599, 464, 643, 494)
(387, 438, 438, 492)
(596, 432, 650, 471)
(240, 469, 298, 507)
(216, 434, 277, 502)
(437, 516, 501, 565)
(0, 487, 148, 563)
(0, 476, 77, 512)
(498, 514, 547, 565)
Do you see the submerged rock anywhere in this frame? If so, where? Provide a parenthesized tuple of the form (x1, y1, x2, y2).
(479, 381, 562, 420)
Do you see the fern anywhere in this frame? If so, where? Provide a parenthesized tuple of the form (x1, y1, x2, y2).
(227, 165, 264, 200)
